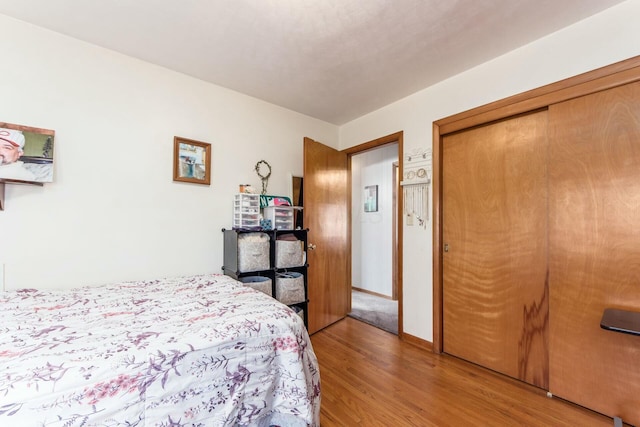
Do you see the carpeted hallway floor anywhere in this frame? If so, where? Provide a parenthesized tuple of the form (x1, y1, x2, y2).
(348, 289, 398, 334)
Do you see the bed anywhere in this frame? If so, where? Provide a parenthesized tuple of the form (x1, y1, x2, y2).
(0, 274, 320, 426)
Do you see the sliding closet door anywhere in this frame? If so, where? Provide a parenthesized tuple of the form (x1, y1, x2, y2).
(549, 81, 640, 425)
(443, 110, 549, 388)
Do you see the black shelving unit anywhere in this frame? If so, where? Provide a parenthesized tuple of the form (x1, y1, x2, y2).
(222, 228, 309, 328)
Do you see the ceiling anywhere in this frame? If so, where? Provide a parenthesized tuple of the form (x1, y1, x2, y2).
(0, 0, 627, 125)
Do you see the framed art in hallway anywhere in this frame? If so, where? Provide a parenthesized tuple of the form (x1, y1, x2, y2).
(173, 136, 211, 185)
(364, 185, 378, 212)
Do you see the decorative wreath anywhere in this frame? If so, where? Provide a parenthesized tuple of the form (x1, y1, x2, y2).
(255, 160, 272, 195)
(254, 160, 272, 180)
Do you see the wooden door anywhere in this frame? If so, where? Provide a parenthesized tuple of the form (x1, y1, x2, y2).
(303, 137, 350, 334)
(548, 81, 640, 425)
(442, 110, 549, 388)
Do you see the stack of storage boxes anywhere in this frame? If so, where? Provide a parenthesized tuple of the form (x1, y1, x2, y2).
(262, 206, 295, 230)
(233, 194, 260, 229)
(275, 234, 305, 305)
(222, 228, 308, 327)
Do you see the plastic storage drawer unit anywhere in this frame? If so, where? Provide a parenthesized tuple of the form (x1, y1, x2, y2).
(233, 193, 260, 229)
(263, 206, 295, 230)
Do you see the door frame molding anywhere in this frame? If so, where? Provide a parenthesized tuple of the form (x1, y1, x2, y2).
(432, 55, 640, 353)
(344, 131, 404, 337)
(392, 161, 399, 301)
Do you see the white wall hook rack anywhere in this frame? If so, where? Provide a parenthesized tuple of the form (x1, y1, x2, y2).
(400, 148, 432, 228)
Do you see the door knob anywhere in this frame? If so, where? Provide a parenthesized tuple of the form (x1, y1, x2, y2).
(308, 243, 317, 250)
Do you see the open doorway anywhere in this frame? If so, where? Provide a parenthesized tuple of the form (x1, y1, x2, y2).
(348, 140, 400, 335)
(302, 132, 403, 335)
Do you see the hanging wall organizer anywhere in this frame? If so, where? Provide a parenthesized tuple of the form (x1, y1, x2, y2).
(400, 147, 432, 228)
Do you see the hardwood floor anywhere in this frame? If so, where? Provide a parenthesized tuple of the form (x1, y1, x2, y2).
(310, 317, 615, 426)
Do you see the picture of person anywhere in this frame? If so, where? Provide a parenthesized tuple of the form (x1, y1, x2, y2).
(0, 128, 36, 181)
(0, 123, 55, 183)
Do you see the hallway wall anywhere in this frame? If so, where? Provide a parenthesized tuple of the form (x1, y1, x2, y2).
(351, 144, 398, 297)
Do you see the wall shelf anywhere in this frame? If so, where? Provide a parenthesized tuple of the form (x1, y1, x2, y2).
(0, 179, 44, 211)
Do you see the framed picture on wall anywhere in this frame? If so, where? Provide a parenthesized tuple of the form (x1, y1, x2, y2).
(364, 185, 378, 212)
(173, 136, 211, 185)
(0, 121, 55, 184)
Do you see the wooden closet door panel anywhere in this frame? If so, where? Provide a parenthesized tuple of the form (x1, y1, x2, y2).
(549, 81, 640, 424)
(443, 110, 549, 388)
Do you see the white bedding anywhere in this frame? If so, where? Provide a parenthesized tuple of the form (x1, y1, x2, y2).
(0, 274, 320, 426)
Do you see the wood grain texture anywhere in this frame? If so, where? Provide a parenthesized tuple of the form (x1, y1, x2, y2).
(443, 111, 549, 388)
(432, 122, 443, 353)
(313, 317, 615, 426)
(434, 56, 640, 357)
(304, 137, 349, 334)
(548, 81, 640, 425)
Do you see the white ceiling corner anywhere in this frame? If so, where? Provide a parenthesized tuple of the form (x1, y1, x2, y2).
(0, 0, 628, 124)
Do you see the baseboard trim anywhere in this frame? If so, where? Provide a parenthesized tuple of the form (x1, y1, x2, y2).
(352, 286, 394, 300)
(401, 332, 433, 352)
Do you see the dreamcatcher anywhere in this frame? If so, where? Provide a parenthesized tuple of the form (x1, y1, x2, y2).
(254, 160, 272, 195)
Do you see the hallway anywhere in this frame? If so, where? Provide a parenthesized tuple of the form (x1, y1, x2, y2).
(349, 289, 398, 334)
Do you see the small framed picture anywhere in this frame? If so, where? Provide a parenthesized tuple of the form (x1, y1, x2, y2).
(173, 136, 211, 185)
(0, 121, 55, 184)
(364, 185, 378, 212)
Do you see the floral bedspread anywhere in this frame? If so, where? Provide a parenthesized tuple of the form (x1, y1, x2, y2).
(0, 274, 320, 426)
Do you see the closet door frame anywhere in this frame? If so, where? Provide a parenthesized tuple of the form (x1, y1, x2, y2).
(432, 55, 640, 354)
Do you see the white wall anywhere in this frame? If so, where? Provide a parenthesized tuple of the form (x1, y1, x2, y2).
(351, 144, 397, 296)
(339, 0, 640, 341)
(0, 15, 338, 290)
(3, 1, 640, 342)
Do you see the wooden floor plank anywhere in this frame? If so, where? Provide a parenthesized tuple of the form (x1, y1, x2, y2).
(310, 317, 616, 426)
